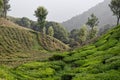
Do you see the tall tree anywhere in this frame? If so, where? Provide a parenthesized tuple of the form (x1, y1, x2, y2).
(35, 6, 48, 33)
(3, 0, 10, 18)
(86, 14, 99, 39)
(109, 0, 120, 25)
(48, 26, 54, 36)
(78, 25, 88, 43)
(88, 26, 98, 39)
(0, 0, 3, 8)
(0, 0, 3, 17)
(86, 14, 99, 30)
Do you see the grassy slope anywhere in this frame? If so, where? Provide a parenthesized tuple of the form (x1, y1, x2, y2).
(0, 18, 69, 66)
(0, 19, 120, 80)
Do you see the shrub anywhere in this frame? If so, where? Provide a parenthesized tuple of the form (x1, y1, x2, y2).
(95, 39, 107, 47)
(94, 70, 120, 80)
(98, 39, 118, 50)
(49, 54, 66, 61)
(72, 60, 86, 67)
(61, 73, 75, 80)
(50, 61, 66, 71)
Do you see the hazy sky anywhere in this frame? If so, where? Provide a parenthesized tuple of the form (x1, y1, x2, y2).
(8, 0, 104, 22)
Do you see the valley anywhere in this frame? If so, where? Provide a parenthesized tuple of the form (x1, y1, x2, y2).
(0, 0, 120, 80)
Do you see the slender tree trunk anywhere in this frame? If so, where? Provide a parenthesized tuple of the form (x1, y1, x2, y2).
(117, 17, 120, 26)
(3, 0, 7, 18)
(3, 1, 6, 18)
(91, 26, 94, 31)
(5, 10, 7, 18)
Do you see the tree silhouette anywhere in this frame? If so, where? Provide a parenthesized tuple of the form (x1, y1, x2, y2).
(109, 0, 120, 25)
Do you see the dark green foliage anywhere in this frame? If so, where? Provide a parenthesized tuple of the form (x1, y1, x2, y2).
(69, 29, 80, 41)
(73, 60, 86, 67)
(46, 22, 69, 44)
(50, 61, 65, 71)
(61, 73, 75, 80)
(49, 54, 66, 61)
(69, 25, 88, 46)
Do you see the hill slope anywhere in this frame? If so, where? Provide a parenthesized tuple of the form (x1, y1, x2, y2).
(62, 0, 117, 31)
(0, 18, 69, 65)
(0, 24, 120, 79)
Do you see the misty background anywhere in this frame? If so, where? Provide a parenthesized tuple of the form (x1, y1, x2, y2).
(8, 0, 104, 22)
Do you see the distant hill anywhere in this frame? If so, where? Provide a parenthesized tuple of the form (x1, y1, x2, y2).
(62, 0, 117, 31)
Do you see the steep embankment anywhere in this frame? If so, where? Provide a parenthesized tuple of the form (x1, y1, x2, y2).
(0, 18, 69, 65)
(0, 24, 120, 79)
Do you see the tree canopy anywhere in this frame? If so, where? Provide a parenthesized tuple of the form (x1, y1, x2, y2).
(0, 0, 10, 18)
(48, 26, 54, 36)
(0, 0, 3, 8)
(46, 22, 69, 44)
(0, 0, 3, 16)
(86, 14, 99, 30)
(35, 6, 48, 32)
(109, 0, 120, 25)
(78, 25, 88, 43)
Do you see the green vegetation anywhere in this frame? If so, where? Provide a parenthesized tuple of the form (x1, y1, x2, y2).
(0, 0, 120, 79)
(109, 0, 120, 25)
(48, 26, 54, 36)
(86, 14, 99, 39)
(8, 17, 70, 44)
(0, 0, 10, 18)
(86, 14, 99, 30)
(0, 21, 120, 80)
(46, 22, 69, 44)
(0, 0, 3, 17)
(78, 25, 88, 43)
(0, 18, 69, 66)
(35, 6, 48, 33)
(0, 0, 3, 8)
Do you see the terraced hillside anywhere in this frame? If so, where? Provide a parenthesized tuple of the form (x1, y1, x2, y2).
(0, 18, 69, 66)
(0, 24, 120, 79)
